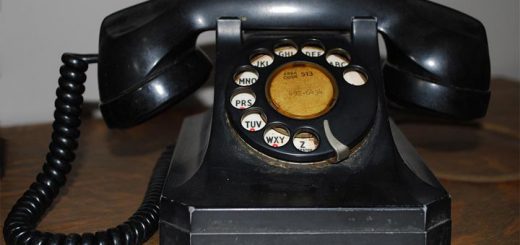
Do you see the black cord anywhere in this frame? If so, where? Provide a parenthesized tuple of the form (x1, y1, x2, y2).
(3, 53, 172, 245)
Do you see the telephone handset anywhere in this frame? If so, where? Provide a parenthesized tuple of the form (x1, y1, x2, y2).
(4, 1, 490, 245)
(97, 0, 490, 128)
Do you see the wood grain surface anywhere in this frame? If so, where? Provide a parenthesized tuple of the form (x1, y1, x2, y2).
(1, 79, 518, 244)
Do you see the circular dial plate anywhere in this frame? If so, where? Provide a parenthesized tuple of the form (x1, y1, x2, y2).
(225, 36, 377, 163)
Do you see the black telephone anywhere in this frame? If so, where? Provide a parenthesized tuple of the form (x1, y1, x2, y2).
(4, 0, 490, 244)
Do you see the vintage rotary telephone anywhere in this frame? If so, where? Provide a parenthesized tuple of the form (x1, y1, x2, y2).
(4, 0, 490, 244)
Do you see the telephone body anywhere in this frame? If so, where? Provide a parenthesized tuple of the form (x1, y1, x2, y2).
(4, 0, 490, 245)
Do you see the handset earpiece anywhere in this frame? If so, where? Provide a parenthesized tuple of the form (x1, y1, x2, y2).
(99, 48, 212, 128)
(380, 0, 491, 119)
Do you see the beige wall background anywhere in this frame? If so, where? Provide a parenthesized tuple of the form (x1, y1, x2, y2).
(1, 0, 519, 126)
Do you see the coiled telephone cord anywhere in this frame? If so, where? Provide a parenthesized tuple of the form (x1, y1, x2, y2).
(3, 53, 172, 245)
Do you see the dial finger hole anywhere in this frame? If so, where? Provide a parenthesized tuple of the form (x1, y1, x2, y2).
(263, 124, 290, 148)
(274, 40, 298, 57)
(230, 88, 256, 110)
(326, 49, 351, 67)
(241, 109, 267, 132)
(343, 69, 368, 86)
(234, 67, 259, 86)
(301, 40, 325, 57)
(293, 129, 320, 152)
(250, 50, 274, 68)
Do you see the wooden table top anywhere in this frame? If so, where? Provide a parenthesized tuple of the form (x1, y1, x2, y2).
(1, 79, 518, 244)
